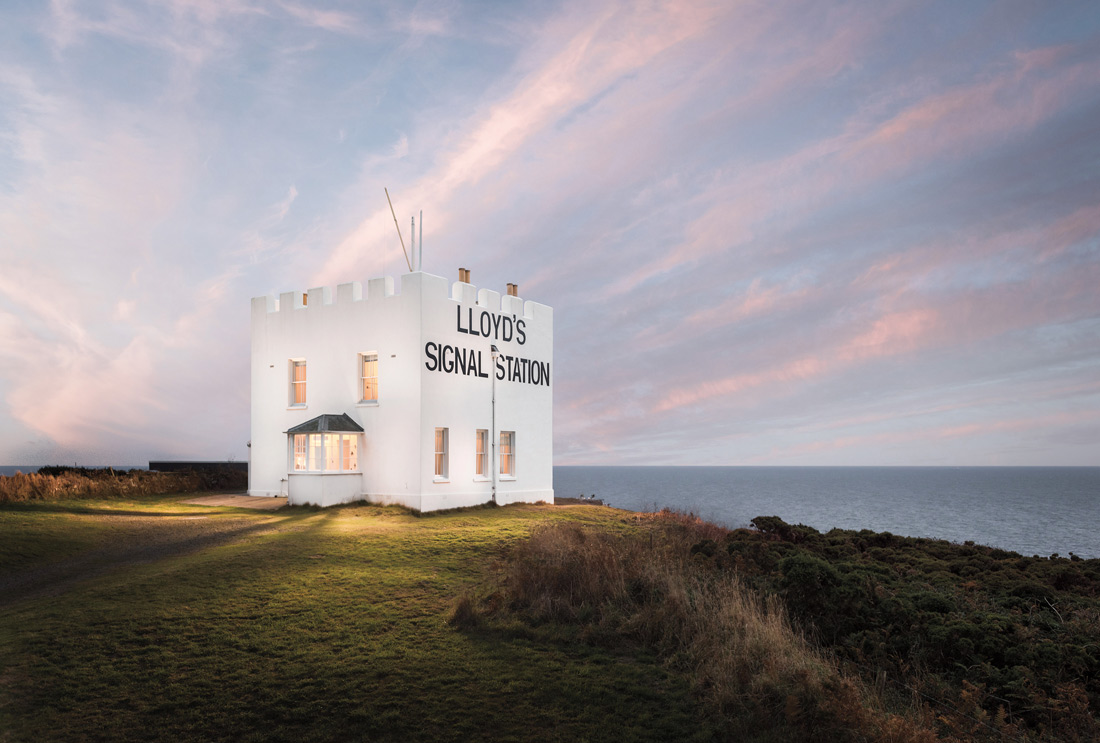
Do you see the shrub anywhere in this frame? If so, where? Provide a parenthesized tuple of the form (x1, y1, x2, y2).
(733, 515, 1100, 741)
(490, 513, 936, 742)
(0, 467, 247, 504)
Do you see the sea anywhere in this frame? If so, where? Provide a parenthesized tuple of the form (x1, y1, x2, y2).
(5, 464, 1096, 559)
(553, 466, 1100, 560)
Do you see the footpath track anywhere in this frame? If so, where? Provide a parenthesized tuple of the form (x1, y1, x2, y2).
(0, 497, 287, 610)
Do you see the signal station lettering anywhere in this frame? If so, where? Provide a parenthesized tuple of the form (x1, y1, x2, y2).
(423, 342, 550, 387)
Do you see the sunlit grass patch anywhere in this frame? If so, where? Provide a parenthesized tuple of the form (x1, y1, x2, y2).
(1, 496, 711, 742)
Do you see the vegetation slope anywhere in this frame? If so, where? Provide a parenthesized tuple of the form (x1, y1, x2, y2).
(2, 489, 1096, 742)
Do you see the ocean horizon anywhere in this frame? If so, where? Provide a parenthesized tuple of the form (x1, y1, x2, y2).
(553, 465, 1100, 560)
(4, 464, 1097, 559)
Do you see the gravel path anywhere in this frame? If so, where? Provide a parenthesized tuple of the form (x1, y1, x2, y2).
(0, 508, 280, 611)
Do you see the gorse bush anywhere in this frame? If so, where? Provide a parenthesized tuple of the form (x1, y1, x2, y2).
(482, 512, 936, 743)
(719, 516, 1100, 742)
(0, 467, 247, 503)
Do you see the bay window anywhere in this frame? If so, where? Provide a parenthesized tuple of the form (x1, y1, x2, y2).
(292, 433, 359, 472)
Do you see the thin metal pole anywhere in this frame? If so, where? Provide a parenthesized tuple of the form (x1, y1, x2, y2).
(384, 187, 413, 272)
(491, 346, 498, 504)
(419, 210, 423, 271)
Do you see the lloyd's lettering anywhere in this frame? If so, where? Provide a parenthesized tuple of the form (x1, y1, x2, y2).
(456, 306, 526, 345)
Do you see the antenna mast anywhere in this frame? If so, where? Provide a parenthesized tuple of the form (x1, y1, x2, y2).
(419, 210, 423, 271)
(384, 187, 413, 273)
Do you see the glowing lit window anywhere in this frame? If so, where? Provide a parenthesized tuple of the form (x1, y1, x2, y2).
(292, 433, 360, 473)
(324, 433, 340, 471)
(290, 360, 307, 406)
(359, 353, 379, 403)
(475, 429, 488, 477)
(500, 431, 515, 477)
(293, 435, 308, 471)
(434, 428, 448, 479)
(342, 435, 358, 471)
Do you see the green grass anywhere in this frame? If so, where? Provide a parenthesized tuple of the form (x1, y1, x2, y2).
(0, 497, 713, 743)
(0, 494, 222, 572)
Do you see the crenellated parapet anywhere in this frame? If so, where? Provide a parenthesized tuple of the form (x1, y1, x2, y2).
(251, 271, 551, 322)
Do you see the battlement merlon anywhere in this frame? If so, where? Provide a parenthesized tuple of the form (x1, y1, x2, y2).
(250, 271, 552, 323)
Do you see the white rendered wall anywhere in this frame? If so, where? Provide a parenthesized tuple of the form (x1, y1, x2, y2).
(249, 271, 553, 511)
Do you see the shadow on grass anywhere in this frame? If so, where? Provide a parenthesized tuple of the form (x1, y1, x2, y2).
(0, 499, 217, 518)
(0, 518, 295, 610)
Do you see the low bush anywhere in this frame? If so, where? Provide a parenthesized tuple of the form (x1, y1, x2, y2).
(484, 511, 936, 742)
(720, 517, 1100, 742)
(0, 467, 247, 503)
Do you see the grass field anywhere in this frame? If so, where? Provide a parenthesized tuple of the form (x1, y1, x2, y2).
(0, 496, 715, 743)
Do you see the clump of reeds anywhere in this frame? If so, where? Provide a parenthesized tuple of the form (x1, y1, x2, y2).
(489, 510, 936, 742)
(0, 468, 244, 503)
(448, 593, 481, 629)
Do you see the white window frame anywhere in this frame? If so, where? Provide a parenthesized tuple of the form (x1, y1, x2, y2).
(358, 352, 379, 404)
(500, 431, 515, 479)
(293, 434, 308, 471)
(474, 429, 489, 480)
(289, 359, 307, 408)
(291, 433, 360, 473)
(434, 427, 449, 481)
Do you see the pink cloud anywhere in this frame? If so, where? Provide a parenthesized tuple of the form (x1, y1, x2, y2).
(312, 0, 723, 286)
(654, 353, 830, 413)
(607, 40, 1100, 297)
(638, 276, 812, 346)
(837, 308, 939, 361)
(754, 408, 1100, 463)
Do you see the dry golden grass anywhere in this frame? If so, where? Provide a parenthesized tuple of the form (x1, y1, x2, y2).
(0, 470, 208, 503)
(489, 510, 938, 743)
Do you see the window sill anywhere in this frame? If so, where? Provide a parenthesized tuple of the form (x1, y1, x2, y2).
(433, 477, 449, 484)
(289, 471, 361, 475)
(500, 475, 516, 482)
(473, 476, 490, 482)
(356, 401, 379, 407)
(287, 405, 308, 411)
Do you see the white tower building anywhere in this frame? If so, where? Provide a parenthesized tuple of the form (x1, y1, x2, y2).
(248, 270, 553, 511)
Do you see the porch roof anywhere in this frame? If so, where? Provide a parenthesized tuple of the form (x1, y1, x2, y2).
(285, 413, 364, 434)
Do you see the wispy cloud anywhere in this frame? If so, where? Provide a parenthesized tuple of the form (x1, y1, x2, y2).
(0, 0, 1098, 466)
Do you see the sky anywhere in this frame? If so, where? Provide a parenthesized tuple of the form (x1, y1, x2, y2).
(0, 0, 1098, 467)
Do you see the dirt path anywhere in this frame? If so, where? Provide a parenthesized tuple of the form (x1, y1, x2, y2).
(181, 494, 287, 510)
(0, 510, 280, 611)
